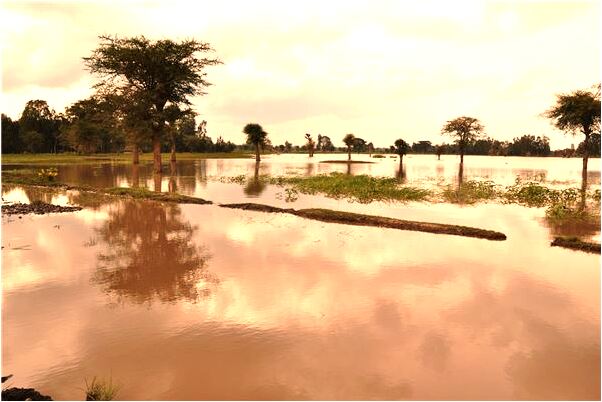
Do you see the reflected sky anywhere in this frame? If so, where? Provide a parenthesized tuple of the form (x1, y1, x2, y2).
(2, 192, 599, 400)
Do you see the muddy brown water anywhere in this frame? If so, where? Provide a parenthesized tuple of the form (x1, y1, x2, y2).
(2, 155, 600, 400)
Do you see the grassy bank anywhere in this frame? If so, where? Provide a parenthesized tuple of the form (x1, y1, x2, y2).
(220, 202, 507, 240)
(1, 152, 252, 164)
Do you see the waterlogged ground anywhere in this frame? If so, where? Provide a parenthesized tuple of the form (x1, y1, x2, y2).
(2, 154, 601, 400)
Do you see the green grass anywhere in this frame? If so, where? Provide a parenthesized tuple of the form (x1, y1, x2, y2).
(268, 173, 431, 203)
(1, 152, 252, 164)
(84, 377, 120, 401)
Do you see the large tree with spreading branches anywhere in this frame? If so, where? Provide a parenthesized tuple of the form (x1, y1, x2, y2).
(441, 116, 484, 164)
(84, 35, 221, 173)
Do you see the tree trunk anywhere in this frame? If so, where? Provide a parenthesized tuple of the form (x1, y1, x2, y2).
(255, 143, 261, 162)
(132, 143, 139, 165)
(460, 152, 464, 164)
(582, 132, 590, 177)
(153, 172, 162, 192)
(170, 140, 176, 163)
(131, 164, 139, 188)
(153, 135, 162, 174)
(399, 154, 403, 170)
(347, 147, 351, 161)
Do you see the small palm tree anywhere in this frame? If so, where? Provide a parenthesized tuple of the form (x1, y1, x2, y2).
(244, 123, 268, 162)
(343, 133, 355, 161)
(393, 139, 410, 170)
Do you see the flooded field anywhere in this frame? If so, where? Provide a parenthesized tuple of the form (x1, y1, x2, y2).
(2, 154, 600, 400)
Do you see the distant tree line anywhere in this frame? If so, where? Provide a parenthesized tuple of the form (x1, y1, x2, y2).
(4, 104, 598, 159)
(1, 100, 236, 155)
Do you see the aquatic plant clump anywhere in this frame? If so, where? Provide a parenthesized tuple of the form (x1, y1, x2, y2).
(442, 180, 499, 204)
(84, 377, 120, 401)
(269, 173, 431, 203)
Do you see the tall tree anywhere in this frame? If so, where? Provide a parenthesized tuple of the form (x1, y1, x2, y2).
(343, 133, 355, 161)
(244, 123, 268, 161)
(305, 133, 315, 157)
(544, 84, 601, 175)
(84, 35, 221, 173)
(441, 116, 484, 163)
(393, 138, 410, 171)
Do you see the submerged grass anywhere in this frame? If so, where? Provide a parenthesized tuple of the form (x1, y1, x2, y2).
(269, 173, 431, 203)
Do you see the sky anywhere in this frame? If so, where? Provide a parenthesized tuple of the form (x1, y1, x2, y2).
(1, 0, 600, 149)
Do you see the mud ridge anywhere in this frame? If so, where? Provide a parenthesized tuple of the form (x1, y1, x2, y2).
(551, 237, 601, 254)
(219, 203, 507, 240)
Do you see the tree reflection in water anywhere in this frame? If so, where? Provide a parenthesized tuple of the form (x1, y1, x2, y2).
(92, 200, 217, 304)
(244, 161, 266, 197)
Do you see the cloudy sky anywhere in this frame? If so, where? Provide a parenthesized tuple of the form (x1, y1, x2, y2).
(2, 0, 600, 148)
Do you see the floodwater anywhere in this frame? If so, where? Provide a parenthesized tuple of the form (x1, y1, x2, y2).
(2, 154, 600, 400)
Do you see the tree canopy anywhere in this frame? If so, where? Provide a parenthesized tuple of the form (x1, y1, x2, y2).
(244, 123, 268, 161)
(393, 139, 410, 156)
(544, 84, 601, 138)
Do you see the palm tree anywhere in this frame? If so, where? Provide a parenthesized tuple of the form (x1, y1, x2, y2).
(343, 133, 355, 161)
(393, 139, 410, 171)
(244, 123, 268, 162)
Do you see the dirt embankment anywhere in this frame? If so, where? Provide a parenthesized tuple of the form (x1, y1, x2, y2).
(2, 201, 82, 216)
(1, 387, 52, 401)
(551, 237, 601, 254)
(220, 202, 507, 241)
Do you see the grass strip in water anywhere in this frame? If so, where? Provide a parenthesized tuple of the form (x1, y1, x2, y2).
(220, 202, 507, 241)
(269, 173, 431, 203)
(550, 237, 601, 254)
(103, 187, 212, 204)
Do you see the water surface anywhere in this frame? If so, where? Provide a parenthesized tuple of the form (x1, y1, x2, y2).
(2, 155, 600, 400)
